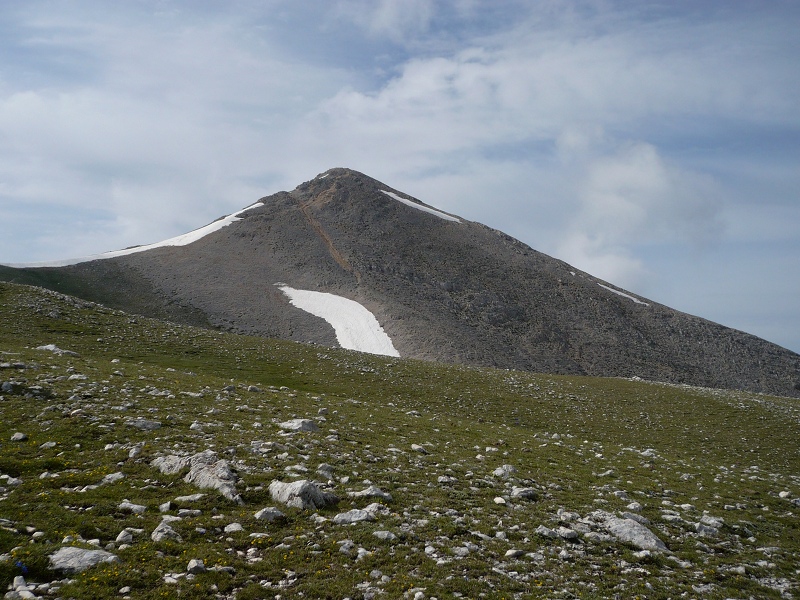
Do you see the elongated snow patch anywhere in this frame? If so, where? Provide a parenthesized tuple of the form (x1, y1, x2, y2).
(278, 285, 399, 357)
(380, 190, 460, 222)
(598, 283, 649, 306)
(5, 202, 263, 268)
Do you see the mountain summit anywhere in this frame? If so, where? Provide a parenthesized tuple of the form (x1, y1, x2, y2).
(2, 167, 799, 397)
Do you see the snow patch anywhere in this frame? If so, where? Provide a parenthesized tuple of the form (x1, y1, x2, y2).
(598, 283, 649, 306)
(380, 190, 460, 223)
(277, 285, 399, 357)
(4, 202, 263, 268)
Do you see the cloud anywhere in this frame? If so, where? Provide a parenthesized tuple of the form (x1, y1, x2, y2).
(336, 0, 436, 41)
(0, 1, 798, 351)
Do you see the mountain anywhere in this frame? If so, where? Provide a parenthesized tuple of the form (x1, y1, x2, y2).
(1, 167, 799, 398)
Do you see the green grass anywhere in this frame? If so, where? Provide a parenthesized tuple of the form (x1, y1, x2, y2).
(0, 281, 798, 599)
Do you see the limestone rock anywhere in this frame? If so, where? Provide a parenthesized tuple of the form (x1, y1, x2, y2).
(151, 455, 189, 475)
(602, 515, 668, 552)
(254, 507, 286, 522)
(269, 479, 339, 510)
(347, 485, 392, 502)
(183, 451, 242, 504)
(151, 520, 182, 543)
(278, 418, 320, 432)
(125, 419, 161, 431)
(493, 465, 517, 478)
(49, 547, 120, 574)
(333, 509, 375, 525)
(510, 486, 538, 500)
(187, 559, 206, 574)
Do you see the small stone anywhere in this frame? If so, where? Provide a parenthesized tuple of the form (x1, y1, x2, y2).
(10, 432, 27, 442)
(333, 509, 375, 525)
(119, 587, 132, 594)
(510, 486, 538, 500)
(505, 549, 525, 558)
(124, 419, 161, 431)
(493, 497, 507, 505)
(174, 493, 205, 504)
(556, 526, 579, 540)
(535, 525, 559, 538)
(348, 485, 392, 502)
(115, 530, 133, 544)
(187, 559, 206, 574)
(119, 501, 146, 514)
(492, 464, 517, 478)
(223, 523, 243, 534)
(254, 507, 286, 522)
(373, 530, 397, 541)
(151, 520, 182, 543)
(411, 444, 428, 454)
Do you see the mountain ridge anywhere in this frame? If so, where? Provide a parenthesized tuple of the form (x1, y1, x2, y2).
(1, 167, 798, 398)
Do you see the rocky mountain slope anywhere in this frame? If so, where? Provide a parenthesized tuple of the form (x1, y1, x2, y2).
(0, 282, 798, 599)
(1, 168, 798, 398)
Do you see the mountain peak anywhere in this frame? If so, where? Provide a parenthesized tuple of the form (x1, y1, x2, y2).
(2, 169, 798, 398)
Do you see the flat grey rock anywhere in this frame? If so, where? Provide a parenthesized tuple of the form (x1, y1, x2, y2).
(602, 516, 668, 552)
(49, 547, 120, 574)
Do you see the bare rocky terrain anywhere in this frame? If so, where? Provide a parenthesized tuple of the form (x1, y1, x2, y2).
(1, 167, 799, 398)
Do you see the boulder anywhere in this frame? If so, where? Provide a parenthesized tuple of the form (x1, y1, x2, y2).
(183, 451, 242, 504)
(278, 418, 320, 432)
(48, 547, 120, 574)
(602, 516, 668, 552)
(269, 479, 339, 510)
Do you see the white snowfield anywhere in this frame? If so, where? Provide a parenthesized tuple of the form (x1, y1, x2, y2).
(277, 285, 400, 357)
(380, 190, 461, 223)
(598, 283, 650, 306)
(3, 202, 264, 268)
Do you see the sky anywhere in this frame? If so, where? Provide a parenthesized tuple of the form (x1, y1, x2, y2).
(1, 0, 798, 353)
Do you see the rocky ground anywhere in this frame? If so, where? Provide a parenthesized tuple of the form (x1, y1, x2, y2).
(0, 281, 799, 599)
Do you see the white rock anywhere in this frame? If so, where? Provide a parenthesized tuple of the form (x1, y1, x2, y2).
(48, 547, 120, 573)
(101, 472, 125, 485)
(373, 530, 397, 541)
(505, 549, 525, 558)
(254, 507, 286, 522)
(602, 516, 668, 552)
(493, 497, 507, 505)
(183, 451, 242, 504)
(348, 485, 392, 502)
(278, 419, 320, 432)
(492, 465, 517, 478)
(10, 432, 28, 442)
(119, 501, 146, 514)
(151, 455, 189, 475)
(224, 522, 243, 533)
(151, 520, 182, 543)
(334, 509, 375, 525)
(269, 479, 339, 510)
(510, 486, 538, 500)
(174, 493, 205, 503)
(535, 525, 559, 538)
(187, 559, 206, 574)
(411, 444, 428, 454)
(115, 530, 134, 544)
